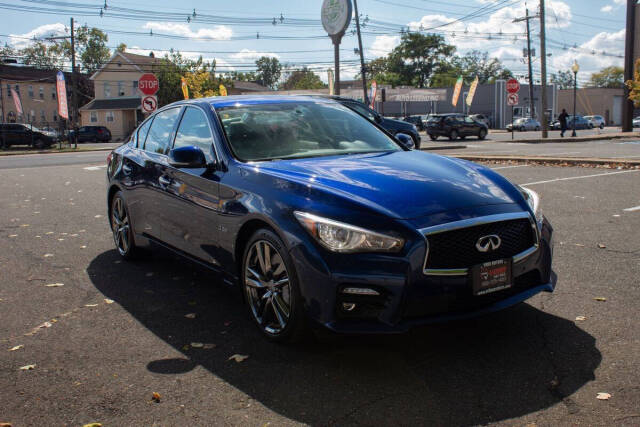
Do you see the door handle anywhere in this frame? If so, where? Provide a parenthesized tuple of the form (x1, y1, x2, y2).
(122, 164, 132, 174)
(158, 175, 171, 187)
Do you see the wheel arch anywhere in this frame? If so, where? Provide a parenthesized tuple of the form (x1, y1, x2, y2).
(234, 217, 286, 276)
(107, 183, 123, 216)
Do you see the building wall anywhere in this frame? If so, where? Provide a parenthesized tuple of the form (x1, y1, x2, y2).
(557, 88, 624, 125)
(0, 79, 61, 125)
(93, 61, 143, 99)
(80, 109, 136, 140)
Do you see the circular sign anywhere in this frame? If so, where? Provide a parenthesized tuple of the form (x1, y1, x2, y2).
(506, 78, 520, 94)
(138, 73, 159, 95)
(321, 0, 352, 36)
(507, 93, 519, 106)
(142, 95, 157, 113)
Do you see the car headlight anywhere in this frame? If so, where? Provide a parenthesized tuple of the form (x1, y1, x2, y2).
(519, 186, 542, 222)
(294, 211, 404, 253)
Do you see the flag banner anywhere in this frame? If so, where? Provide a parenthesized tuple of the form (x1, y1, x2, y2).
(466, 76, 479, 107)
(219, 84, 227, 96)
(10, 87, 23, 116)
(451, 76, 463, 107)
(181, 77, 189, 100)
(370, 80, 377, 109)
(56, 71, 69, 120)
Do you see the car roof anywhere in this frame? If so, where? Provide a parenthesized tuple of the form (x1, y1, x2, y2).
(200, 95, 338, 109)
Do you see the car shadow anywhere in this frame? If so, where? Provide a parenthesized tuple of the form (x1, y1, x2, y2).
(88, 249, 601, 425)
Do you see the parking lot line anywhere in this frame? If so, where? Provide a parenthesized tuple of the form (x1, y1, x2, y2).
(83, 165, 107, 171)
(522, 169, 640, 186)
(623, 205, 640, 212)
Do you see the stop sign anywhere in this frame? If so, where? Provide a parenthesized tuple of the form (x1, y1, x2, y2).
(506, 78, 520, 94)
(138, 73, 159, 95)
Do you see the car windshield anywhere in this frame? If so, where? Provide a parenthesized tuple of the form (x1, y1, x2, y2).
(427, 116, 443, 122)
(216, 101, 402, 161)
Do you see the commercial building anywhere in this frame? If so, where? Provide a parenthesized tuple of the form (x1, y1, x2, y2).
(557, 88, 624, 125)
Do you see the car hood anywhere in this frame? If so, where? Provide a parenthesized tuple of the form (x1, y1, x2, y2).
(254, 151, 518, 219)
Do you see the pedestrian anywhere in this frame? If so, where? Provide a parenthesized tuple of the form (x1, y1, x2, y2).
(558, 109, 569, 137)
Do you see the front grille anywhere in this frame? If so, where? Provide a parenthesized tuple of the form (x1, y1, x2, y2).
(425, 218, 535, 270)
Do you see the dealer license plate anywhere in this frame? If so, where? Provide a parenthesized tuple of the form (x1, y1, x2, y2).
(472, 258, 512, 296)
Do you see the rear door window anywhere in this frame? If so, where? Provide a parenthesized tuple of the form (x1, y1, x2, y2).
(173, 107, 214, 161)
(136, 118, 154, 149)
(144, 107, 181, 154)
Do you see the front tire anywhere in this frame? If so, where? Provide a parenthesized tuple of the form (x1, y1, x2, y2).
(110, 191, 138, 259)
(241, 229, 307, 342)
(33, 139, 46, 149)
(449, 129, 458, 141)
(429, 134, 438, 141)
(478, 128, 487, 140)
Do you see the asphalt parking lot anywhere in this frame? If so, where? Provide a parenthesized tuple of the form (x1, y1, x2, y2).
(1, 152, 639, 425)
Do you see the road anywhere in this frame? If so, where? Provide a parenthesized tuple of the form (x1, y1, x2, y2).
(1, 151, 639, 425)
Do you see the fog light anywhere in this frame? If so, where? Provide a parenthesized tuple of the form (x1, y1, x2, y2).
(342, 302, 356, 312)
(342, 287, 380, 296)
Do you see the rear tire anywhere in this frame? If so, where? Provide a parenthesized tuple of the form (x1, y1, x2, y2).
(429, 134, 438, 141)
(599, 123, 604, 129)
(241, 229, 308, 343)
(449, 130, 458, 141)
(478, 128, 487, 140)
(110, 191, 139, 260)
(33, 139, 46, 149)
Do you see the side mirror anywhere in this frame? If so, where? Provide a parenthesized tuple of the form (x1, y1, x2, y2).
(169, 146, 207, 168)
(374, 113, 382, 123)
(395, 133, 415, 150)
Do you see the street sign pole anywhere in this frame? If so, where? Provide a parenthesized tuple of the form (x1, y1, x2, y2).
(322, 0, 352, 97)
(512, 105, 514, 140)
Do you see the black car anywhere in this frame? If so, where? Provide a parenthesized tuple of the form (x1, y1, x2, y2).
(550, 115, 591, 130)
(403, 115, 425, 131)
(426, 114, 488, 141)
(312, 96, 422, 149)
(74, 126, 112, 143)
(0, 123, 54, 149)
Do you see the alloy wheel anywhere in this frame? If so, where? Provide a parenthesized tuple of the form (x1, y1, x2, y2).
(111, 197, 131, 256)
(244, 240, 291, 335)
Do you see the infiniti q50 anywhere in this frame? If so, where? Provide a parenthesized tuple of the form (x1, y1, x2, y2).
(106, 96, 555, 342)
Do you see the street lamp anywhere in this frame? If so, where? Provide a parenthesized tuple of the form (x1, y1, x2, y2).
(571, 60, 579, 137)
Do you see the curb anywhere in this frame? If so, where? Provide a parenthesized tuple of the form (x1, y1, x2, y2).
(449, 154, 640, 167)
(0, 146, 114, 156)
(421, 145, 466, 151)
(488, 134, 640, 144)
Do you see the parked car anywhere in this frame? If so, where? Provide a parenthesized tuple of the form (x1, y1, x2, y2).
(107, 96, 555, 341)
(550, 115, 590, 130)
(469, 114, 491, 128)
(310, 95, 421, 149)
(506, 118, 541, 132)
(0, 123, 54, 149)
(72, 126, 112, 143)
(584, 115, 605, 129)
(426, 113, 488, 141)
(402, 115, 425, 131)
(39, 126, 63, 142)
(633, 117, 640, 128)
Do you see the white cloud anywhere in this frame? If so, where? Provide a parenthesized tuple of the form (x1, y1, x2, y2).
(550, 29, 625, 76)
(125, 46, 236, 72)
(8, 23, 67, 49)
(369, 35, 400, 57)
(229, 49, 279, 61)
(613, 0, 625, 4)
(142, 22, 232, 40)
(601, 5, 613, 13)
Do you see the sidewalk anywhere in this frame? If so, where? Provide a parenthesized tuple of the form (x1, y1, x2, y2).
(489, 132, 640, 144)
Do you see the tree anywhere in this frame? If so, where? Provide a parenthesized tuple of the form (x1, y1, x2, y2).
(225, 71, 258, 82)
(255, 56, 282, 89)
(279, 67, 326, 90)
(116, 43, 127, 52)
(20, 41, 64, 69)
(430, 50, 512, 87)
(550, 70, 574, 89)
(588, 66, 624, 88)
(56, 26, 111, 73)
(625, 58, 640, 106)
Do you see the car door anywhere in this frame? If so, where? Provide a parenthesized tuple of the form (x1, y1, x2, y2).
(134, 106, 183, 243)
(161, 106, 221, 263)
(463, 116, 476, 135)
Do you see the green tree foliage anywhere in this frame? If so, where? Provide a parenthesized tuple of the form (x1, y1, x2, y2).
(0, 43, 16, 61)
(19, 41, 64, 69)
(225, 71, 258, 82)
(388, 33, 455, 88)
(255, 56, 282, 89)
(116, 43, 127, 52)
(550, 70, 574, 89)
(279, 67, 326, 90)
(588, 66, 624, 88)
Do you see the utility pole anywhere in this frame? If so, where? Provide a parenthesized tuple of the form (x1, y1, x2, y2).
(539, 0, 549, 138)
(622, 0, 636, 132)
(353, 0, 368, 104)
(514, 10, 536, 120)
(70, 17, 78, 149)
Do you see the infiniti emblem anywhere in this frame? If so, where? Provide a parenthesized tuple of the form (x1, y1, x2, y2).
(476, 235, 502, 252)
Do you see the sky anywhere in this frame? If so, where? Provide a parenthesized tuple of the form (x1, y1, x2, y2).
(0, 0, 628, 86)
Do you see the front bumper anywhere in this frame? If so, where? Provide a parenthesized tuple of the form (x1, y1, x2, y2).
(290, 214, 555, 334)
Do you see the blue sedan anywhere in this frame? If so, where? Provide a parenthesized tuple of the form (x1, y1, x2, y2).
(106, 96, 555, 342)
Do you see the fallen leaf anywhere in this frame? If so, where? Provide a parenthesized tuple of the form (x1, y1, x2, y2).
(71, 233, 78, 237)
(594, 297, 607, 302)
(598, 243, 606, 249)
(20, 224, 29, 227)
(45, 283, 64, 287)
(574, 243, 585, 247)
(57, 238, 65, 241)
(203, 343, 216, 350)
(152, 392, 161, 402)
(8, 235, 17, 238)
(85, 304, 99, 307)
(575, 316, 586, 321)
(184, 313, 196, 319)
(38, 321, 52, 329)
(228, 354, 249, 363)
(187, 301, 197, 306)
(190, 342, 204, 348)
(45, 231, 54, 235)
(104, 299, 114, 304)
(43, 254, 53, 258)
(79, 229, 86, 233)
(182, 344, 190, 351)
(82, 424, 102, 427)
(19, 364, 36, 370)
(0, 422, 13, 427)
(596, 392, 611, 400)
(94, 215, 102, 218)
(81, 245, 87, 249)
(8, 345, 23, 351)
(224, 321, 232, 327)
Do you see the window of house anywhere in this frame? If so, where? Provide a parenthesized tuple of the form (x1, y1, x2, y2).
(144, 107, 181, 154)
(14, 84, 20, 95)
(28, 85, 34, 98)
(118, 81, 125, 96)
(6, 84, 11, 97)
(132, 80, 138, 95)
(39, 86, 44, 99)
(41, 110, 46, 122)
(106, 111, 115, 122)
(52, 88, 56, 100)
(104, 82, 111, 97)
(90, 111, 98, 123)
